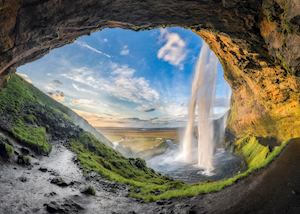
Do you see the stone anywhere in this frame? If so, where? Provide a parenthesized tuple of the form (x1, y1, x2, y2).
(44, 192, 57, 197)
(50, 177, 69, 187)
(19, 176, 27, 182)
(0, 0, 298, 141)
(80, 185, 96, 196)
(39, 167, 48, 172)
(17, 155, 31, 166)
(44, 199, 84, 213)
(20, 147, 30, 155)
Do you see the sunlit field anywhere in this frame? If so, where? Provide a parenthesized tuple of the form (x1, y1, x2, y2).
(99, 128, 180, 153)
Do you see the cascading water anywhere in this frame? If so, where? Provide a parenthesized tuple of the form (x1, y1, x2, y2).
(148, 43, 240, 183)
(181, 43, 218, 172)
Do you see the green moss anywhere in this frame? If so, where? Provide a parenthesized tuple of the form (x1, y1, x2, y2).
(4, 143, 14, 158)
(12, 119, 51, 155)
(235, 136, 270, 168)
(70, 131, 181, 199)
(17, 155, 31, 165)
(72, 132, 289, 202)
(82, 185, 96, 195)
(0, 74, 76, 155)
(0, 74, 290, 201)
(0, 141, 14, 159)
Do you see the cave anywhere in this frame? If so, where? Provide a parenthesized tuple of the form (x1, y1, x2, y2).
(0, 0, 299, 213)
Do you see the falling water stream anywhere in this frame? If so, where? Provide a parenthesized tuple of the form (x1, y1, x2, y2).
(147, 42, 244, 183)
(182, 43, 218, 172)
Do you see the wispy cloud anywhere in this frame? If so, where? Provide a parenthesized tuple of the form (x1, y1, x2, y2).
(61, 63, 160, 106)
(72, 83, 97, 95)
(157, 29, 187, 70)
(48, 90, 65, 102)
(75, 41, 111, 58)
(120, 45, 130, 56)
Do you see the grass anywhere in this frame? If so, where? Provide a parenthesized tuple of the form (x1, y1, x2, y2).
(71, 130, 289, 202)
(235, 136, 270, 168)
(4, 143, 14, 158)
(81, 185, 96, 196)
(12, 119, 51, 155)
(70, 131, 185, 200)
(101, 128, 179, 153)
(0, 74, 75, 155)
(0, 74, 290, 201)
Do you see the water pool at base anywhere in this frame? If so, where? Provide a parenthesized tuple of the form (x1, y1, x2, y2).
(147, 141, 245, 184)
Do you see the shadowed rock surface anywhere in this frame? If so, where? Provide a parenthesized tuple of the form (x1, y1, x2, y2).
(0, 1, 300, 213)
(0, 0, 299, 140)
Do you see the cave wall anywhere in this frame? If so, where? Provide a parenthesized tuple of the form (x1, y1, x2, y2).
(0, 0, 299, 140)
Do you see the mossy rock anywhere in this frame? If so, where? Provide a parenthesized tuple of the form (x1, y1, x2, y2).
(17, 155, 31, 166)
(12, 119, 51, 155)
(0, 142, 14, 159)
(81, 185, 96, 196)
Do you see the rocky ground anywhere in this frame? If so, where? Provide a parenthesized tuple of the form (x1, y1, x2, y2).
(0, 131, 161, 214)
(1, 129, 299, 214)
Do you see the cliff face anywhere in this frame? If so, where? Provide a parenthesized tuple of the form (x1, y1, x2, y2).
(0, 0, 299, 140)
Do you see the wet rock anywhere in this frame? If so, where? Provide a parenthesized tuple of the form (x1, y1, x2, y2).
(44, 192, 57, 197)
(150, 190, 161, 195)
(50, 177, 70, 187)
(49, 169, 59, 176)
(0, 138, 14, 160)
(17, 155, 31, 166)
(33, 162, 40, 166)
(19, 176, 28, 182)
(39, 167, 48, 172)
(156, 200, 169, 205)
(44, 199, 84, 213)
(20, 147, 30, 155)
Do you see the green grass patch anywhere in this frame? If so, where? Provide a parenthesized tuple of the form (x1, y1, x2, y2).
(0, 74, 75, 155)
(12, 119, 51, 155)
(0, 74, 290, 201)
(71, 132, 289, 202)
(4, 142, 14, 158)
(70, 131, 186, 200)
(235, 136, 270, 168)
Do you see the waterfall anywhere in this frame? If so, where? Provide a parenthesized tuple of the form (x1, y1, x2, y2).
(181, 43, 218, 172)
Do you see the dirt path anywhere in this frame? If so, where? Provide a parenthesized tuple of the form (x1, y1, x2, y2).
(0, 144, 156, 214)
(0, 138, 299, 214)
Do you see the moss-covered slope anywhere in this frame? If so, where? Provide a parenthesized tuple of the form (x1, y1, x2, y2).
(0, 74, 183, 198)
(0, 74, 289, 202)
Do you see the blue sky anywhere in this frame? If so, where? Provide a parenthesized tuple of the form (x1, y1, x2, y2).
(17, 27, 231, 128)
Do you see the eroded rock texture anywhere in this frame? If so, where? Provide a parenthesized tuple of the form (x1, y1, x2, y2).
(0, 0, 299, 140)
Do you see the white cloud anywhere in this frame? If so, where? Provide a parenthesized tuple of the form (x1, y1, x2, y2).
(45, 79, 63, 91)
(157, 29, 187, 70)
(48, 91, 65, 102)
(160, 102, 187, 118)
(71, 98, 94, 106)
(61, 63, 159, 105)
(75, 41, 111, 58)
(120, 45, 130, 56)
(72, 83, 97, 95)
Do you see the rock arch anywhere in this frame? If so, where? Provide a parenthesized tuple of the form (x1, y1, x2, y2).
(0, 0, 299, 139)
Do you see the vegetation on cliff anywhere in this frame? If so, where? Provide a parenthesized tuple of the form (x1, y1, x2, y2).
(0, 74, 289, 202)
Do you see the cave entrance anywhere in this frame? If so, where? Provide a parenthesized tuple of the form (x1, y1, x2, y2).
(16, 27, 243, 183)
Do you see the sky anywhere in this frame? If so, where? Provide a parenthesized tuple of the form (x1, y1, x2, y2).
(17, 27, 231, 128)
